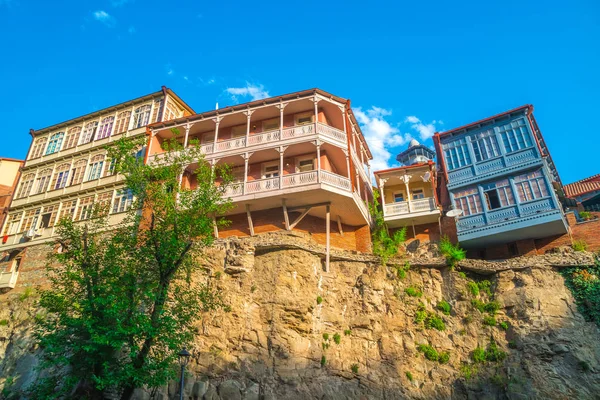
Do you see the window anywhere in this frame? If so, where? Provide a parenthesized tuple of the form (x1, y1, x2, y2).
(297, 158, 314, 173)
(11, 257, 22, 273)
(133, 105, 152, 128)
(482, 179, 515, 210)
(498, 118, 532, 153)
(471, 129, 500, 162)
(2, 213, 22, 235)
(231, 125, 246, 138)
(86, 155, 105, 181)
(262, 162, 279, 178)
(51, 164, 71, 190)
(21, 208, 41, 232)
(412, 189, 425, 200)
(112, 189, 133, 213)
(76, 196, 95, 221)
(151, 99, 163, 123)
(514, 169, 549, 202)
(96, 191, 113, 213)
(454, 187, 483, 216)
(45, 132, 65, 155)
(114, 111, 131, 134)
(104, 158, 117, 177)
(134, 147, 146, 162)
(393, 192, 405, 203)
(96, 116, 114, 140)
(262, 118, 279, 132)
(80, 121, 98, 144)
(30, 137, 48, 159)
(35, 169, 53, 194)
(64, 126, 81, 149)
(16, 174, 35, 198)
(69, 159, 88, 186)
(296, 112, 313, 125)
(202, 133, 214, 144)
(442, 138, 472, 170)
(58, 200, 77, 222)
(163, 100, 181, 121)
(40, 204, 59, 228)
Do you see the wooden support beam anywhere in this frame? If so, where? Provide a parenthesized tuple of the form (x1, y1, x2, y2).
(213, 215, 219, 238)
(282, 199, 290, 230)
(337, 215, 344, 236)
(289, 207, 312, 230)
(287, 201, 331, 212)
(246, 204, 254, 236)
(325, 204, 330, 272)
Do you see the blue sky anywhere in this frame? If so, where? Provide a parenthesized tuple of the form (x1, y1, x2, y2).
(0, 0, 598, 184)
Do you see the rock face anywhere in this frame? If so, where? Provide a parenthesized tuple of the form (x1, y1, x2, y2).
(1, 233, 599, 399)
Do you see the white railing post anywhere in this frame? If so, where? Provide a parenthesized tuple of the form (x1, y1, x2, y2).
(379, 178, 387, 217)
(316, 141, 321, 183)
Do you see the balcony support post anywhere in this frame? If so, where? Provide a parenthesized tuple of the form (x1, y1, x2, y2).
(401, 174, 412, 212)
(183, 124, 191, 148)
(212, 117, 221, 153)
(243, 152, 251, 196)
(277, 102, 287, 139)
(313, 96, 319, 136)
(337, 215, 344, 236)
(325, 204, 330, 273)
(246, 204, 254, 236)
(244, 109, 254, 146)
(316, 140, 321, 183)
(282, 199, 290, 230)
(379, 178, 388, 217)
(278, 146, 286, 189)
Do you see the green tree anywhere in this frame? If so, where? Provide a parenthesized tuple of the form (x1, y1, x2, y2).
(369, 191, 407, 264)
(32, 134, 233, 399)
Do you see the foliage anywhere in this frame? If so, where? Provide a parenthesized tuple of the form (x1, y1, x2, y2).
(472, 347, 487, 363)
(579, 211, 593, 220)
(322, 333, 329, 341)
(499, 321, 509, 331)
(417, 343, 449, 364)
(405, 371, 413, 382)
(414, 310, 427, 324)
(472, 338, 507, 363)
(321, 356, 327, 367)
(472, 299, 501, 315)
(438, 351, 450, 364)
(439, 236, 466, 268)
(437, 300, 451, 315)
(333, 333, 341, 345)
(322, 342, 329, 350)
(460, 364, 478, 380)
(467, 282, 480, 296)
(31, 135, 234, 399)
(0, 319, 8, 326)
(316, 296, 323, 305)
(395, 262, 410, 280)
(18, 287, 35, 302)
(344, 329, 352, 336)
(560, 261, 600, 328)
(573, 240, 588, 252)
(458, 271, 467, 279)
(370, 191, 407, 265)
(477, 280, 492, 296)
(483, 316, 497, 326)
(424, 313, 446, 331)
(404, 285, 422, 298)
(350, 363, 359, 373)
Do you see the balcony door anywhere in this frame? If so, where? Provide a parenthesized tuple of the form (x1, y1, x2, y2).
(262, 162, 279, 179)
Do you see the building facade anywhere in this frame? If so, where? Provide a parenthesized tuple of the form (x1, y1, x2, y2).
(0, 87, 193, 256)
(0, 158, 24, 231)
(434, 105, 568, 251)
(146, 89, 374, 261)
(374, 139, 441, 242)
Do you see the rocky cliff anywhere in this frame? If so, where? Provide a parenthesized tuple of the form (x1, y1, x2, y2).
(1, 232, 599, 399)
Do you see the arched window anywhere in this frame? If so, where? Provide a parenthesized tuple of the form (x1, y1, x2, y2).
(16, 173, 35, 198)
(80, 121, 98, 145)
(69, 159, 88, 186)
(133, 105, 152, 128)
(30, 137, 48, 159)
(45, 132, 65, 155)
(64, 126, 81, 149)
(114, 111, 131, 134)
(51, 163, 71, 190)
(151, 98, 163, 123)
(86, 154, 105, 181)
(96, 116, 114, 140)
(35, 169, 53, 194)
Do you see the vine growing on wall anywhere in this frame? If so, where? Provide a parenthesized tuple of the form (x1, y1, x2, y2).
(561, 258, 600, 328)
(369, 191, 407, 265)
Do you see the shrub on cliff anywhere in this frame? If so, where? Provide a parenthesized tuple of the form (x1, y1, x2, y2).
(561, 260, 600, 328)
(32, 134, 233, 400)
(439, 236, 466, 268)
(369, 191, 407, 265)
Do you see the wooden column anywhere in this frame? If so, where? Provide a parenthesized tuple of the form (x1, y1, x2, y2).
(213, 117, 220, 153)
(316, 140, 321, 183)
(279, 146, 285, 189)
(325, 204, 330, 272)
(183, 124, 191, 148)
(243, 153, 251, 195)
(246, 204, 254, 236)
(379, 178, 388, 216)
(245, 109, 253, 146)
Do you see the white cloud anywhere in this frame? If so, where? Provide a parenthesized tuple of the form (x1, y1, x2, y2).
(405, 115, 438, 141)
(128, 26, 136, 34)
(355, 107, 413, 172)
(226, 83, 270, 102)
(93, 10, 115, 27)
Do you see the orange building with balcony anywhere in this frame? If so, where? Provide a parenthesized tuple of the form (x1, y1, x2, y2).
(146, 89, 374, 261)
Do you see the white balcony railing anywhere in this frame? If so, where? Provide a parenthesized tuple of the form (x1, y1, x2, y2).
(216, 137, 246, 152)
(282, 124, 314, 139)
(321, 170, 352, 191)
(245, 177, 280, 194)
(0, 270, 18, 289)
(282, 171, 318, 187)
(317, 123, 347, 143)
(385, 197, 437, 217)
(247, 129, 280, 146)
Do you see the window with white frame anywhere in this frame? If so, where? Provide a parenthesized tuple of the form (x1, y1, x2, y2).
(114, 111, 131, 134)
(454, 187, 483, 216)
(482, 179, 515, 210)
(471, 129, 500, 162)
(151, 99, 163, 123)
(80, 121, 98, 144)
(104, 158, 117, 177)
(35, 169, 53, 194)
(113, 189, 133, 213)
(45, 132, 65, 155)
(76, 195, 95, 221)
(442, 138, 472, 170)
(163, 100, 181, 121)
(69, 159, 88, 186)
(412, 189, 425, 200)
(16, 174, 35, 198)
(96, 116, 114, 140)
(21, 208, 41, 232)
(2, 212, 22, 235)
(64, 126, 81, 149)
(262, 162, 279, 178)
(133, 105, 152, 128)
(262, 118, 279, 132)
(58, 200, 77, 222)
(52, 164, 71, 190)
(295, 112, 313, 125)
(297, 157, 314, 173)
(231, 125, 246, 138)
(30, 137, 48, 159)
(514, 169, 549, 202)
(393, 192, 405, 203)
(498, 118, 532, 153)
(40, 204, 59, 228)
(86, 155, 105, 181)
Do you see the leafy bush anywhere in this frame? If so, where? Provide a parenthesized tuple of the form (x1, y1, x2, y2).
(424, 313, 446, 331)
(405, 371, 413, 381)
(396, 262, 410, 280)
(316, 296, 323, 305)
(344, 329, 352, 336)
(458, 271, 467, 279)
(18, 287, 35, 302)
(472, 347, 487, 363)
(560, 262, 600, 327)
(322, 342, 329, 350)
(439, 236, 466, 268)
(321, 355, 327, 367)
(472, 299, 501, 315)
(417, 344, 439, 361)
(414, 310, 427, 324)
(460, 364, 478, 379)
(438, 352, 450, 364)
(472, 339, 507, 363)
(499, 321, 509, 330)
(467, 282, 480, 296)
(0, 319, 8, 326)
(405, 286, 422, 297)
(437, 300, 451, 315)
(477, 280, 492, 296)
(573, 240, 588, 252)
(579, 211, 593, 220)
(351, 363, 359, 373)
(333, 333, 341, 345)
(483, 316, 497, 326)
(322, 333, 329, 341)
(370, 192, 407, 264)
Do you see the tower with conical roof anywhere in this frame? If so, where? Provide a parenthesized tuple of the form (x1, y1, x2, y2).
(396, 139, 436, 166)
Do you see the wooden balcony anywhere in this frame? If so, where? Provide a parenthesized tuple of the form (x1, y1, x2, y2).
(383, 197, 440, 227)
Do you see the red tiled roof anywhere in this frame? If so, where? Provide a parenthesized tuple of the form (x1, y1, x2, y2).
(564, 174, 600, 198)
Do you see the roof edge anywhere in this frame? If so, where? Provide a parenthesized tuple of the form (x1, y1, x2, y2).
(436, 104, 533, 138)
